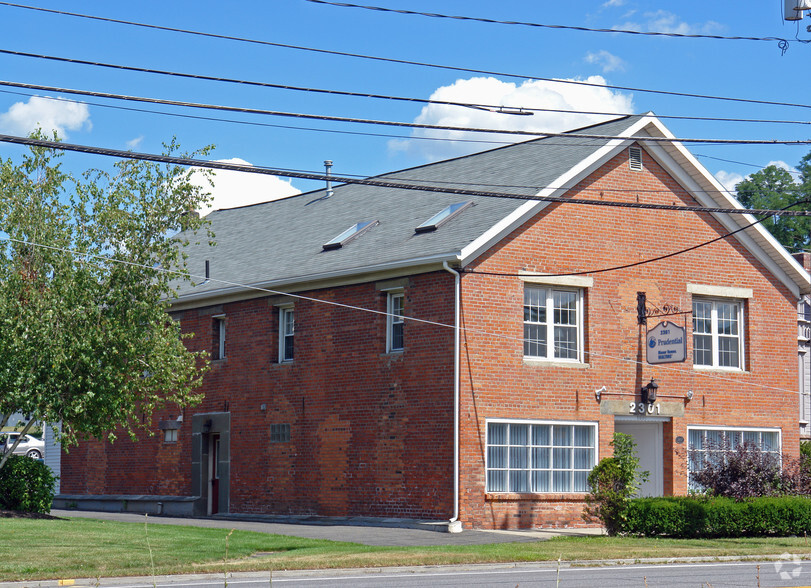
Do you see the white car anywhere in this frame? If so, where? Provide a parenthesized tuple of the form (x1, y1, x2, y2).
(0, 433, 45, 459)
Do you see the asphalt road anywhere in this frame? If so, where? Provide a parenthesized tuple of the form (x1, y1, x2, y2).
(4, 559, 811, 588)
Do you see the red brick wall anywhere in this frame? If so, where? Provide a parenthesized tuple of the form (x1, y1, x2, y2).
(62, 272, 456, 520)
(457, 144, 800, 529)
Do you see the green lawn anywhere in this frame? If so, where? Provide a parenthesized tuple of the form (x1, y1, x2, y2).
(3, 517, 811, 581)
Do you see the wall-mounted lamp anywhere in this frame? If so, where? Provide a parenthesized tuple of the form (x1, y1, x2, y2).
(641, 378, 658, 404)
(686, 390, 694, 401)
(595, 386, 607, 402)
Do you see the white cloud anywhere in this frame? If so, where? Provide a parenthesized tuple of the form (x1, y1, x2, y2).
(602, 0, 626, 7)
(713, 170, 744, 195)
(715, 160, 800, 196)
(388, 76, 634, 162)
(584, 50, 626, 73)
(192, 158, 301, 217)
(127, 136, 144, 150)
(767, 160, 799, 174)
(0, 96, 91, 138)
(616, 10, 723, 35)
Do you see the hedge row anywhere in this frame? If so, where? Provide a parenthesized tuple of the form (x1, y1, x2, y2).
(625, 496, 811, 538)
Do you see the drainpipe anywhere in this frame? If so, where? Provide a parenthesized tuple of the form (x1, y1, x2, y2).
(443, 261, 463, 533)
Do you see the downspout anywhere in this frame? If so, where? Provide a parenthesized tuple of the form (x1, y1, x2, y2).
(443, 261, 463, 533)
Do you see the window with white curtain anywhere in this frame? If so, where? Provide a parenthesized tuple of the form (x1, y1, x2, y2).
(486, 421, 597, 493)
(687, 427, 780, 490)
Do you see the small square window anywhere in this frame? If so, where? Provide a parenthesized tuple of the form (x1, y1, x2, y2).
(270, 423, 290, 443)
(163, 429, 178, 443)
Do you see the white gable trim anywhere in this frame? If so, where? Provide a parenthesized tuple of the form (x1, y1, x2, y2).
(461, 114, 809, 298)
(642, 138, 804, 299)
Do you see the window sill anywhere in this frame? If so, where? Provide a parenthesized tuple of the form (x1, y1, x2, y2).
(486, 492, 588, 502)
(693, 365, 747, 374)
(522, 358, 589, 369)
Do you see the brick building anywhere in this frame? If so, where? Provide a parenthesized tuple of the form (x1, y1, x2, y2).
(59, 114, 811, 530)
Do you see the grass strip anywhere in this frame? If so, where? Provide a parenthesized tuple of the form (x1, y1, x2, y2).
(3, 517, 811, 581)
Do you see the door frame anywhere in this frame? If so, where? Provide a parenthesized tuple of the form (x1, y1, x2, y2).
(614, 417, 666, 497)
(191, 412, 230, 516)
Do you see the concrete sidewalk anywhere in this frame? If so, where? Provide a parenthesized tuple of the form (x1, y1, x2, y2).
(50, 509, 604, 547)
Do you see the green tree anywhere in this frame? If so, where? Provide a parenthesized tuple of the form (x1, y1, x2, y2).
(735, 154, 811, 253)
(0, 135, 212, 470)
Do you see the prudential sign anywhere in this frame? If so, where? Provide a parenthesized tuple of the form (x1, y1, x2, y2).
(646, 321, 687, 364)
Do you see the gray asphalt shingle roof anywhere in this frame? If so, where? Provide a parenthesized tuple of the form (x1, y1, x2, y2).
(174, 115, 642, 300)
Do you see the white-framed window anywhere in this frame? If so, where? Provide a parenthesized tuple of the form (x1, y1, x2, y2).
(486, 420, 597, 493)
(523, 286, 583, 362)
(387, 292, 404, 352)
(692, 298, 744, 369)
(212, 315, 226, 360)
(687, 426, 781, 490)
(163, 429, 178, 443)
(279, 306, 294, 362)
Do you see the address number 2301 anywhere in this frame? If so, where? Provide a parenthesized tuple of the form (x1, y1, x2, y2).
(629, 402, 660, 415)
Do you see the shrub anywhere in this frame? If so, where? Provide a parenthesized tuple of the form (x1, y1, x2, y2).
(690, 441, 811, 499)
(0, 454, 57, 513)
(583, 432, 648, 535)
(625, 495, 811, 537)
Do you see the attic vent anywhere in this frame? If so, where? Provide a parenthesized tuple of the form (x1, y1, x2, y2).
(323, 220, 379, 250)
(629, 146, 643, 171)
(415, 201, 473, 233)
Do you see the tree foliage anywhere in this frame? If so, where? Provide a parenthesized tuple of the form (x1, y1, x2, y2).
(0, 135, 213, 467)
(735, 151, 811, 253)
(583, 432, 649, 535)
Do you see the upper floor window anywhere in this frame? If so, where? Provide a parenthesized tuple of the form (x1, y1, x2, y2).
(387, 292, 404, 353)
(523, 286, 582, 361)
(279, 307, 294, 362)
(803, 300, 811, 323)
(692, 298, 744, 370)
(212, 315, 226, 360)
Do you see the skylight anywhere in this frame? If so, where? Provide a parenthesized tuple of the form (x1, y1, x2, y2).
(415, 201, 473, 233)
(323, 220, 379, 250)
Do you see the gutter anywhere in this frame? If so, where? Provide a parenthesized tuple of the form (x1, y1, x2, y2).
(443, 261, 463, 533)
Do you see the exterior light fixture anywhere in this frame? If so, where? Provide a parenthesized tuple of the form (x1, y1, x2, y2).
(641, 378, 658, 404)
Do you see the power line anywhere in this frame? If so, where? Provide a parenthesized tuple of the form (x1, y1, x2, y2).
(3, 76, 809, 130)
(1, 80, 809, 146)
(2, 133, 811, 217)
(1, 233, 802, 397)
(464, 199, 811, 278)
(1, 3, 810, 111)
(306, 0, 797, 45)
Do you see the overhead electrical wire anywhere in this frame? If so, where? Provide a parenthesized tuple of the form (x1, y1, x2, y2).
(2, 133, 811, 218)
(1, 3, 810, 111)
(306, 0, 798, 45)
(0, 80, 809, 146)
(464, 199, 811, 278)
(1, 233, 804, 397)
(2, 77, 809, 130)
(0, 88, 781, 199)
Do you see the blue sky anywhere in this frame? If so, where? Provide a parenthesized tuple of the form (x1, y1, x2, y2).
(0, 1, 809, 213)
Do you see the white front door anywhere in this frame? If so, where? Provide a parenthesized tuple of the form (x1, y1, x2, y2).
(614, 421, 664, 497)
